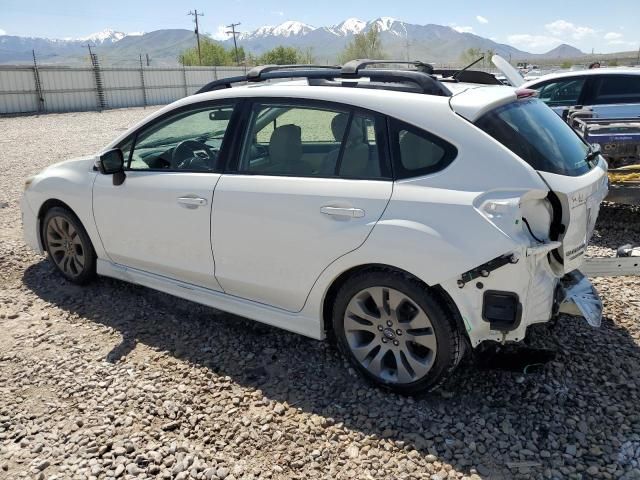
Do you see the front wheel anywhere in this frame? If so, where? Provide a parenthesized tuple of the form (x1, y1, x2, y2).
(42, 207, 96, 284)
(332, 270, 463, 394)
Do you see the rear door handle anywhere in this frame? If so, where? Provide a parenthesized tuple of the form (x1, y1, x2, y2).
(177, 196, 208, 208)
(320, 206, 365, 218)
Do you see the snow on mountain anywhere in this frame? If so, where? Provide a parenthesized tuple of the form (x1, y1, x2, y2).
(369, 17, 399, 33)
(241, 21, 315, 39)
(329, 18, 366, 36)
(272, 21, 314, 37)
(77, 29, 127, 44)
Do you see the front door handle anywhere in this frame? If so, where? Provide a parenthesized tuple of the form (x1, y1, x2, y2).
(320, 206, 365, 218)
(177, 196, 208, 208)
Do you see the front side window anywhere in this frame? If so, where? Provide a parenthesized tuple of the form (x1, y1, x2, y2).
(475, 98, 592, 176)
(127, 104, 235, 171)
(535, 78, 585, 106)
(592, 75, 640, 105)
(238, 102, 388, 179)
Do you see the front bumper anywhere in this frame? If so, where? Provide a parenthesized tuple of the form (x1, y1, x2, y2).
(20, 194, 43, 254)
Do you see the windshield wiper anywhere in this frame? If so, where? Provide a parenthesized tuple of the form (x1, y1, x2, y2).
(585, 145, 601, 165)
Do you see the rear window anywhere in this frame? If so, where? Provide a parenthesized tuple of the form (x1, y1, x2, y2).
(475, 98, 592, 176)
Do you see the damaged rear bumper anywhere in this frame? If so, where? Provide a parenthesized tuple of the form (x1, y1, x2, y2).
(440, 243, 602, 346)
(557, 270, 603, 327)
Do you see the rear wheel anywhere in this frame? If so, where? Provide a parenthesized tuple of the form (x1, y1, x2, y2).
(42, 207, 96, 284)
(332, 270, 462, 394)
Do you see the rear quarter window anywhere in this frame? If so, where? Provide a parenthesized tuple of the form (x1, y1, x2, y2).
(475, 98, 592, 177)
(389, 119, 457, 179)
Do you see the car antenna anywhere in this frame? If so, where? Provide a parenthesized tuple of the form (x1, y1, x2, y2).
(450, 55, 485, 80)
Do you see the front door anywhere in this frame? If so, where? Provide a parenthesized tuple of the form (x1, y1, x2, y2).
(212, 100, 393, 312)
(93, 102, 236, 290)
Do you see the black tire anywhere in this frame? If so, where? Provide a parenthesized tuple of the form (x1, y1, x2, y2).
(42, 207, 97, 285)
(332, 269, 463, 395)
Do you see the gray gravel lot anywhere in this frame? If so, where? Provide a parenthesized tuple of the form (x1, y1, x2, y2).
(1, 108, 639, 480)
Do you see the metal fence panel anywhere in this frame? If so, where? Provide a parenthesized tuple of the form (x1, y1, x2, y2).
(0, 64, 246, 115)
(0, 68, 39, 114)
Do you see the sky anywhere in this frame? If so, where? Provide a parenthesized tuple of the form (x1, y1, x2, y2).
(1, 0, 638, 53)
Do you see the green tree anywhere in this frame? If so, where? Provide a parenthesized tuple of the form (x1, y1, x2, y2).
(178, 38, 237, 66)
(459, 47, 484, 64)
(338, 26, 385, 63)
(561, 60, 573, 69)
(259, 46, 301, 65)
(609, 59, 619, 66)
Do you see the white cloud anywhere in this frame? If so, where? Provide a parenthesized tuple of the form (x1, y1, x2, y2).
(211, 25, 230, 40)
(603, 31, 636, 46)
(452, 25, 474, 33)
(476, 15, 489, 24)
(0, 28, 6, 35)
(507, 34, 561, 50)
(544, 19, 594, 40)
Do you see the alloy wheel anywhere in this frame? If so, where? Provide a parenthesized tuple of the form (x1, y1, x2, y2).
(45, 215, 86, 278)
(343, 286, 438, 384)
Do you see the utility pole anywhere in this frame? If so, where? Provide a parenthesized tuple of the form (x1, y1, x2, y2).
(226, 22, 241, 65)
(188, 10, 204, 65)
(403, 37, 412, 62)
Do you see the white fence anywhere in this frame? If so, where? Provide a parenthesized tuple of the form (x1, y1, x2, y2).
(0, 65, 247, 115)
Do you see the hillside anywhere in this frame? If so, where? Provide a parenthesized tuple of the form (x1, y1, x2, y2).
(0, 18, 591, 66)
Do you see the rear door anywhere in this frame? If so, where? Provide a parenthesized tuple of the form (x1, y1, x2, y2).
(212, 100, 393, 312)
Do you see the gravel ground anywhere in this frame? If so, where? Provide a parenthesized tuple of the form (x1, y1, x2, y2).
(1, 108, 640, 480)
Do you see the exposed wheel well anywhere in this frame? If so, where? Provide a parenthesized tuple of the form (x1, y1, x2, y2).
(322, 264, 467, 344)
(37, 199, 80, 252)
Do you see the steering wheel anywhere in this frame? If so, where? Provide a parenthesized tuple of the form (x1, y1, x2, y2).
(171, 140, 216, 170)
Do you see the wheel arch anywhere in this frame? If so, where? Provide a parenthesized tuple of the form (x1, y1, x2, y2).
(38, 199, 84, 252)
(321, 263, 468, 344)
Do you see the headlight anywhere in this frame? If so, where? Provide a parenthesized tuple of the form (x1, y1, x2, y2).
(24, 176, 35, 191)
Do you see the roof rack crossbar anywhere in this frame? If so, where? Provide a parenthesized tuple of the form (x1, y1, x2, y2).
(247, 64, 340, 81)
(196, 66, 452, 96)
(342, 59, 435, 75)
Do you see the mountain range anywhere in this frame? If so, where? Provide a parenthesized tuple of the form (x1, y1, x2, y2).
(0, 18, 587, 66)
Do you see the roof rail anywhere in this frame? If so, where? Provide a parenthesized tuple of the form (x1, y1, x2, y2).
(195, 63, 452, 96)
(342, 59, 434, 75)
(247, 64, 339, 81)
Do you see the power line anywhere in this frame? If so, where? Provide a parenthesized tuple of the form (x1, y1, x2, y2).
(226, 22, 241, 66)
(188, 10, 204, 65)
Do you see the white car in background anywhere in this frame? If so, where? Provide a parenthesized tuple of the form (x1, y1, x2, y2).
(522, 68, 640, 118)
(21, 61, 608, 393)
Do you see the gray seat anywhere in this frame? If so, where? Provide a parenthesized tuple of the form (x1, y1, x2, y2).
(267, 124, 304, 174)
(322, 114, 379, 178)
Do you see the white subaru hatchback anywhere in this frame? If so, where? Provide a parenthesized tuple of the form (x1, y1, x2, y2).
(21, 61, 608, 393)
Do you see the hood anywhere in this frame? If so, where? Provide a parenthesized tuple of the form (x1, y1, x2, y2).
(43, 155, 97, 174)
(491, 55, 524, 88)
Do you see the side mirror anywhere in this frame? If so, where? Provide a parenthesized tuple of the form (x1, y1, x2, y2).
(98, 149, 126, 186)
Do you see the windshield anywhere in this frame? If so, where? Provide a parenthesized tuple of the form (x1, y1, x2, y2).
(475, 98, 592, 176)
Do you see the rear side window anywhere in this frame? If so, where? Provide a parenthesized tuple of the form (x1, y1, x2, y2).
(592, 75, 640, 105)
(389, 120, 457, 179)
(475, 98, 591, 177)
(535, 78, 585, 106)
